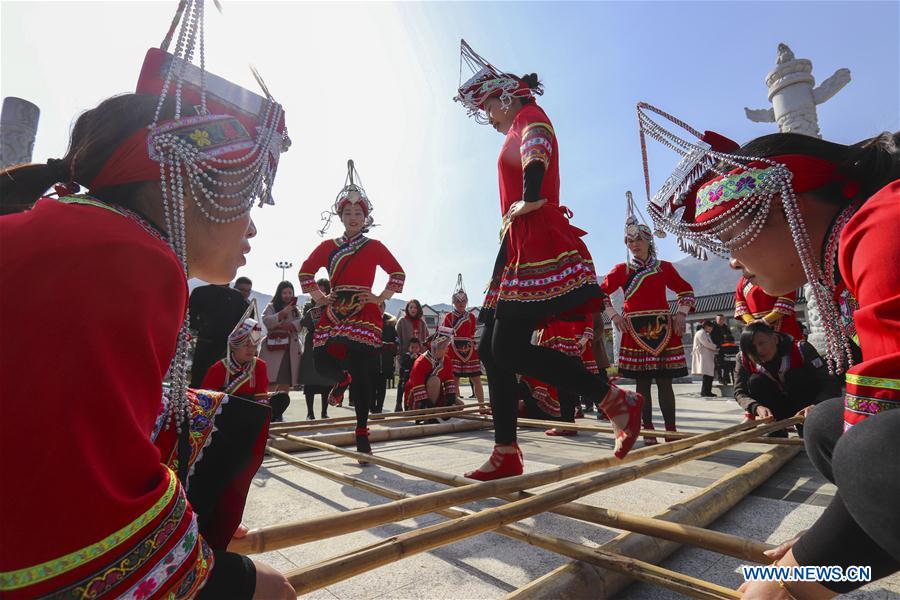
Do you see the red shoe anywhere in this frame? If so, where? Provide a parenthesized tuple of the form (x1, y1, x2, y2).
(464, 445, 524, 481)
(664, 424, 678, 443)
(328, 371, 352, 407)
(642, 422, 659, 446)
(545, 428, 578, 437)
(599, 385, 644, 459)
(355, 427, 372, 464)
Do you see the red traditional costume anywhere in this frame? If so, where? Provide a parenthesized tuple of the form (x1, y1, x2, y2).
(0, 2, 288, 594)
(734, 276, 802, 339)
(202, 357, 268, 400)
(519, 376, 562, 419)
(298, 236, 405, 356)
(403, 354, 458, 411)
(0, 199, 213, 599)
(443, 310, 481, 377)
(479, 101, 603, 323)
(601, 259, 695, 379)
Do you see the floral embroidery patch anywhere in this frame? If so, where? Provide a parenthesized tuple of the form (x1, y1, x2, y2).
(695, 167, 776, 217)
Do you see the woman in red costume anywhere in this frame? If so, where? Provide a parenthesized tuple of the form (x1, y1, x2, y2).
(453, 40, 642, 480)
(201, 301, 270, 404)
(0, 3, 293, 597)
(403, 326, 460, 413)
(637, 102, 899, 598)
(734, 274, 802, 339)
(601, 193, 696, 444)
(298, 160, 406, 458)
(442, 274, 486, 411)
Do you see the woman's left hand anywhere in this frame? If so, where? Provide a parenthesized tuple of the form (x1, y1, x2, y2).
(672, 313, 686, 335)
(795, 405, 815, 419)
(505, 199, 547, 222)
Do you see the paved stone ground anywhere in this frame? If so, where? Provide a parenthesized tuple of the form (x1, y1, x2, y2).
(242, 383, 900, 599)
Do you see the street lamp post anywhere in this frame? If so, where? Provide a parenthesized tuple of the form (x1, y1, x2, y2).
(275, 261, 293, 283)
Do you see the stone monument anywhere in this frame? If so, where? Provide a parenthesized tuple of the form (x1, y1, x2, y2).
(0, 97, 40, 169)
(745, 43, 851, 355)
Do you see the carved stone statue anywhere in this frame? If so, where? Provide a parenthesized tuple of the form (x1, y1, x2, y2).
(0, 97, 40, 169)
(744, 43, 850, 138)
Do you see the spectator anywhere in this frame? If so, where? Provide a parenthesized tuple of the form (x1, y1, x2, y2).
(233, 276, 253, 301)
(298, 278, 334, 420)
(691, 320, 718, 397)
(189, 282, 249, 386)
(372, 305, 398, 413)
(734, 322, 839, 437)
(709, 314, 734, 346)
(398, 337, 424, 409)
(259, 281, 302, 401)
(394, 299, 430, 411)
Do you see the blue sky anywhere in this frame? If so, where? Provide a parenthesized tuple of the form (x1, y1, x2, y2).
(2, 1, 897, 302)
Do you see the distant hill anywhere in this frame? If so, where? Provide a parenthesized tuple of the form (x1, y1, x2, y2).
(672, 255, 741, 296)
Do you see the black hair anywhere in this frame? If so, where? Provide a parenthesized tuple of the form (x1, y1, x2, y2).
(316, 278, 331, 295)
(736, 131, 900, 203)
(272, 280, 295, 312)
(0, 94, 176, 216)
(516, 73, 542, 105)
(716, 314, 725, 318)
(408, 337, 421, 346)
(739, 321, 776, 364)
(701, 319, 715, 329)
(234, 276, 252, 287)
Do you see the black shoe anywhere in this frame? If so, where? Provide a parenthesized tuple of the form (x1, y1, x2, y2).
(765, 429, 789, 438)
(306, 413, 315, 420)
(321, 412, 329, 419)
(393, 404, 403, 412)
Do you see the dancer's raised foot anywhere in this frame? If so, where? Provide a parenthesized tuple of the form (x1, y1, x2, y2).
(464, 444, 523, 481)
(328, 371, 352, 407)
(599, 385, 644, 459)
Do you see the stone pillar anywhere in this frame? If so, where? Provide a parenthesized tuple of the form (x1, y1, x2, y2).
(0, 97, 40, 169)
(744, 44, 850, 355)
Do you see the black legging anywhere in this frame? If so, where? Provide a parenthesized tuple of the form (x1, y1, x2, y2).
(480, 317, 609, 445)
(314, 348, 378, 429)
(636, 377, 676, 429)
(558, 390, 578, 423)
(372, 373, 388, 412)
(304, 385, 329, 418)
(792, 397, 900, 592)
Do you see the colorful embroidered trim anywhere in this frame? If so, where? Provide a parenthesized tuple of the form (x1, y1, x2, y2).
(387, 272, 406, 294)
(328, 235, 370, 280)
(845, 373, 900, 392)
(623, 260, 661, 300)
(298, 273, 318, 294)
(0, 469, 178, 590)
(148, 114, 253, 161)
(695, 167, 776, 217)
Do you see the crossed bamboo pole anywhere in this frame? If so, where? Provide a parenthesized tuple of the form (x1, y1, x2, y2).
(279, 417, 801, 593)
(264, 448, 741, 600)
(455, 413, 804, 445)
(270, 403, 484, 434)
(236, 418, 763, 554)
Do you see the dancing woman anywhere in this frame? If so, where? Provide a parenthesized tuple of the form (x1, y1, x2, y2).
(601, 194, 696, 443)
(442, 274, 486, 410)
(637, 102, 899, 597)
(298, 160, 406, 457)
(0, 3, 292, 596)
(453, 40, 642, 480)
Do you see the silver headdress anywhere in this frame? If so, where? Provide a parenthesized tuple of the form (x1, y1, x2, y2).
(637, 101, 854, 374)
(227, 299, 262, 363)
(453, 39, 541, 125)
(318, 159, 375, 236)
(452, 273, 468, 305)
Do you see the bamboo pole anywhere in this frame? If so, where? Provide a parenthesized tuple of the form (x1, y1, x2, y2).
(269, 419, 490, 452)
(246, 419, 774, 557)
(283, 418, 801, 593)
(270, 406, 481, 434)
(506, 445, 800, 599)
(248, 442, 773, 564)
(270, 403, 483, 432)
(252, 450, 739, 599)
(454, 413, 804, 446)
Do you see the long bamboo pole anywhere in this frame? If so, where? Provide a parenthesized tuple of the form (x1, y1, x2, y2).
(506, 445, 800, 599)
(455, 413, 804, 446)
(283, 418, 800, 593)
(269, 419, 490, 452)
(270, 406, 481, 434)
(257, 451, 740, 599)
(249, 443, 773, 564)
(280, 418, 764, 493)
(270, 403, 483, 432)
(246, 419, 772, 556)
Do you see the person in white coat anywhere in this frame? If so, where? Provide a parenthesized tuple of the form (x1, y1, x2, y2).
(259, 281, 303, 396)
(692, 320, 718, 397)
